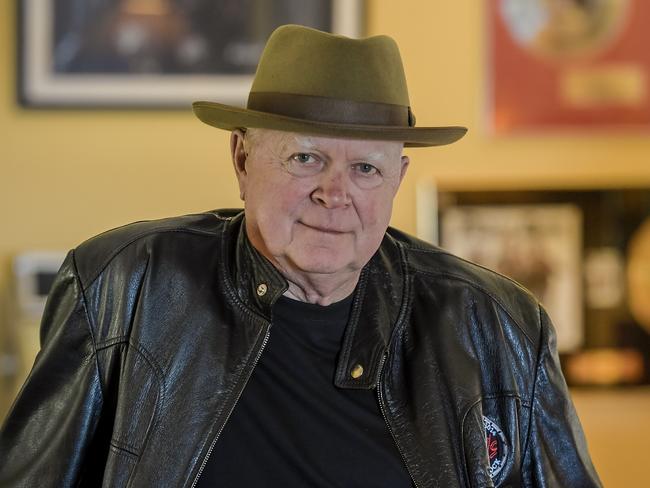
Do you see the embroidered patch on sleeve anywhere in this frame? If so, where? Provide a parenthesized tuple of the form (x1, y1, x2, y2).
(483, 416, 508, 479)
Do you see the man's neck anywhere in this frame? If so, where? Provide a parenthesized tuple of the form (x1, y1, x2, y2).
(279, 268, 360, 306)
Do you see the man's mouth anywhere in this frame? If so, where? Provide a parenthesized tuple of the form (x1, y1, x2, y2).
(299, 221, 348, 234)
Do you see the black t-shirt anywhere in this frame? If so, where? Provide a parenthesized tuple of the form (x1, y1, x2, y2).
(196, 294, 412, 487)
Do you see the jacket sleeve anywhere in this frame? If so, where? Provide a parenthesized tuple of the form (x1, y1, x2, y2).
(522, 305, 602, 487)
(0, 251, 107, 487)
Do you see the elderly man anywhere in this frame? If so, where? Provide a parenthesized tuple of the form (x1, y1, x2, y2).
(0, 25, 600, 487)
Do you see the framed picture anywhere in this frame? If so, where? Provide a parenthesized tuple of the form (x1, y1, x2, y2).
(487, 0, 650, 131)
(441, 203, 584, 353)
(18, 0, 364, 108)
(434, 189, 650, 385)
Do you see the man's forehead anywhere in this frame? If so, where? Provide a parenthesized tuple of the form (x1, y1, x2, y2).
(247, 128, 403, 157)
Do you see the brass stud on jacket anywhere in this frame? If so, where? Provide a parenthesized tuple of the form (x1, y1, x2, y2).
(350, 364, 364, 379)
(256, 283, 268, 296)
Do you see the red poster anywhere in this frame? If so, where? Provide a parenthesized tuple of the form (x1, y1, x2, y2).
(489, 0, 650, 132)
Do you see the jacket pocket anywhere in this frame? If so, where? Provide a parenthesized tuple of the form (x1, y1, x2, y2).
(462, 394, 523, 488)
(102, 443, 139, 487)
(99, 341, 163, 486)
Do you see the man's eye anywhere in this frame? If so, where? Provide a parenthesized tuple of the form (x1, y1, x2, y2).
(292, 153, 316, 164)
(286, 153, 323, 177)
(354, 163, 379, 175)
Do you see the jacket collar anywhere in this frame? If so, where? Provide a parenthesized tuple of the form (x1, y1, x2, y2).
(333, 234, 408, 389)
(223, 210, 408, 390)
(224, 212, 288, 317)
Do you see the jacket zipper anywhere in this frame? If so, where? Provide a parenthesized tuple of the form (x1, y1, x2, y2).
(377, 352, 421, 488)
(190, 325, 271, 488)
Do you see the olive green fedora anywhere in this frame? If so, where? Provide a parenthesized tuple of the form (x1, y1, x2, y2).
(192, 24, 467, 147)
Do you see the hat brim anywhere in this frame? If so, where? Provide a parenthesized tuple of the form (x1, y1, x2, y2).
(192, 101, 467, 148)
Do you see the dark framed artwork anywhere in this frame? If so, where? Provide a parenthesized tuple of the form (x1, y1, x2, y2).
(487, 0, 650, 132)
(437, 189, 650, 386)
(441, 202, 584, 353)
(18, 0, 364, 107)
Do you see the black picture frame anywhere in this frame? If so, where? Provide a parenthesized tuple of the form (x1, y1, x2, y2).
(436, 188, 650, 386)
(17, 0, 364, 108)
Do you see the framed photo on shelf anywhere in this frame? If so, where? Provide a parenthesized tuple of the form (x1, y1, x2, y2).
(441, 203, 584, 353)
(18, 0, 364, 108)
(435, 188, 650, 386)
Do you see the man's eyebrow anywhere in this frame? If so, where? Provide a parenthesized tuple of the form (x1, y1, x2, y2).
(272, 133, 315, 155)
(290, 134, 316, 150)
(364, 151, 391, 162)
(278, 134, 399, 161)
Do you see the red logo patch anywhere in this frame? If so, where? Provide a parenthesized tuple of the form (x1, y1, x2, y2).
(484, 416, 508, 478)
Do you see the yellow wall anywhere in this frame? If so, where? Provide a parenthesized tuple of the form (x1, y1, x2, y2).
(370, 1, 650, 232)
(2, 1, 650, 485)
(3, 1, 650, 261)
(572, 388, 650, 487)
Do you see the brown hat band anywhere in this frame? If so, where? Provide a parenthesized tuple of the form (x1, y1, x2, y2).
(247, 92, 416, 128)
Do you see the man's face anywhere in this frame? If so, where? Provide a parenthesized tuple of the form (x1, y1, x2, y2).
(231, 129, 409, 280)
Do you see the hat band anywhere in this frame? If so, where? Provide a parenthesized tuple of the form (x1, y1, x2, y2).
(247, 92, 415, 127)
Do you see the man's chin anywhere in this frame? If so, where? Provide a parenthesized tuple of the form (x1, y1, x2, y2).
(287, 250, 359, 277)
(292, 261, 352, 276)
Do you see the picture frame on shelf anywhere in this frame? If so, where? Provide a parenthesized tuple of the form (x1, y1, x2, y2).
(432, 188, 650, 386)
(440, 202, 584, 353)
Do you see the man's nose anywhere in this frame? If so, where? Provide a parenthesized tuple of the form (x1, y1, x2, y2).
(311, 168, 352, 208)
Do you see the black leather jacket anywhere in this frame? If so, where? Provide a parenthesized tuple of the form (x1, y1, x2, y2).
(0, 210, 600, 487)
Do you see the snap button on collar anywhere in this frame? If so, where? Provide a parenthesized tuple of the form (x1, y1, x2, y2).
(350, 364, 364, 379)
(256, 283, 268, 296)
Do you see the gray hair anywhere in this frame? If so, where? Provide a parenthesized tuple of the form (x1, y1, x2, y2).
(242, 128, 261, 156)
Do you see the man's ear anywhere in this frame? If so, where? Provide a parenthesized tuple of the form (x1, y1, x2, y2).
(230, 129, 247, 201)
(399, 155, 410, 185)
